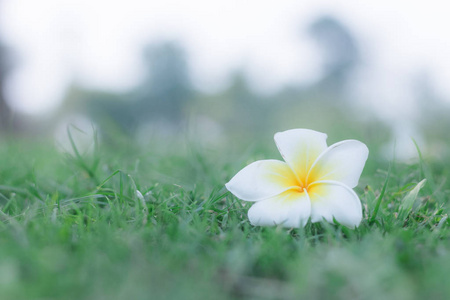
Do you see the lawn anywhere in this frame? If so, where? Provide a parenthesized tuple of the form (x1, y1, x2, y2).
(0, 131, 449, 300)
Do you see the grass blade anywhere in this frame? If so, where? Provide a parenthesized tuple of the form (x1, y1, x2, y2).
(398, 179, 426, 221)
(369, 166, 391, 225)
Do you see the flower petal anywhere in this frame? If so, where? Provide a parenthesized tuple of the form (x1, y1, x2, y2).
(308, 181, 362, 228)
(307, 140, 369, 188)
(225, 159, 299, 202)
(248, 189, 311, 227)
(274, 129, 328, 185)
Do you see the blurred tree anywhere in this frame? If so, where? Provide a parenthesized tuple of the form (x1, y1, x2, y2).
(222, 69, 266, 134)
(191, 68, 274, 141)
(134, 40, 192, 125)
(308, 15, 360, 95)
(0, 41, 13, 131)
(226, 69, 253, 104)
(59, 40, 192, 139)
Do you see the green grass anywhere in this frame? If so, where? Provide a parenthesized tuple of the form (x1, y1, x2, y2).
(0, 134, 449, 300)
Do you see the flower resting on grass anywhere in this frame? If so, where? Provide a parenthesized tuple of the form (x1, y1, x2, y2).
(225, 129, 369, 228)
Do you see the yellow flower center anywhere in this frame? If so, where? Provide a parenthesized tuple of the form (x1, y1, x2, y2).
(294, 169, 318, 193)
(283, 167, 324, 202)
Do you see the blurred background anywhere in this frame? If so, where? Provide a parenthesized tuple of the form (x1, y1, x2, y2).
(0, 0, 449, 161)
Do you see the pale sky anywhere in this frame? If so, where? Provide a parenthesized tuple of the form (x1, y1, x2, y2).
(1, 0, 450, 115)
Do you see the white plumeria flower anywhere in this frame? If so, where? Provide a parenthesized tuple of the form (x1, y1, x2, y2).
(225, 129, 369, 228)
